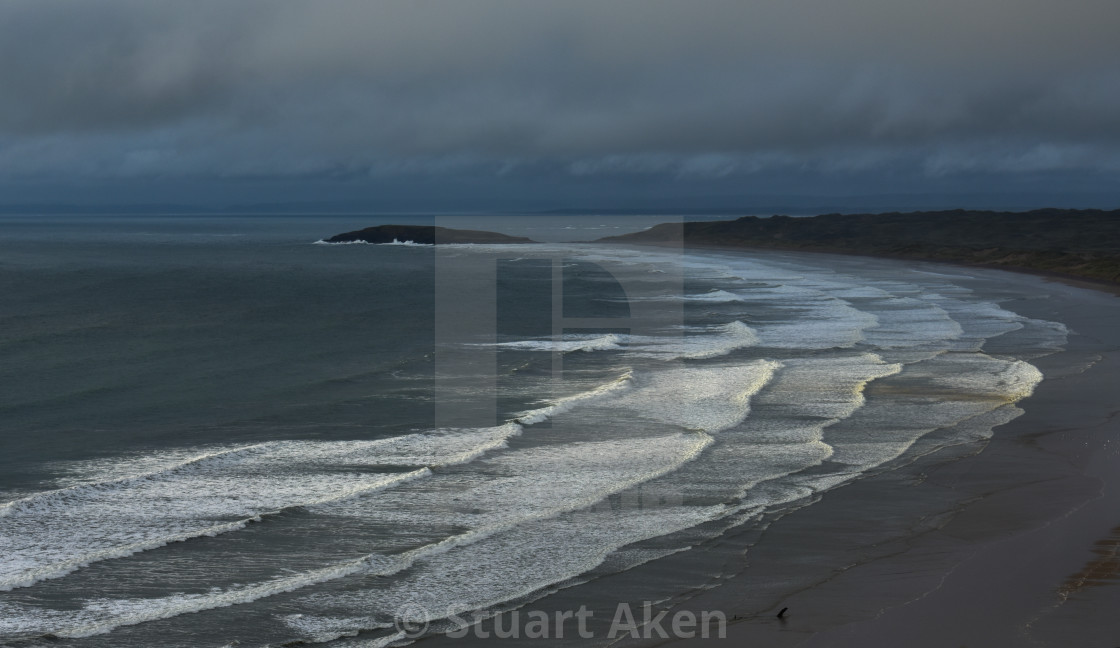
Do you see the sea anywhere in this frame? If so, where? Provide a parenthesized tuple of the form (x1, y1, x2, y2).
(0, 214, 1074, 647)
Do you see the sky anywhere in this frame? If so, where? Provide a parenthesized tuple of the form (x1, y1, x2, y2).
(1, 0, 1118, 212)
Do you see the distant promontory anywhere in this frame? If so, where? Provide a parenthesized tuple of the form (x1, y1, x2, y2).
(325, 224, 535, 245)
(596, 209, 1120, 285)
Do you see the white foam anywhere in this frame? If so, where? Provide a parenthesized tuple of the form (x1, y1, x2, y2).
(924, 355, 1043, 402)
(0, 442, 277, 519)
(597, 360, 781, 432)
(317, 433, 715, 524)
(311, 239, 432, 246)
(858, 296, 963, 349)
(0, 552, 403, 638)
(624, 320, 761, 360)
(385, 239, 431, 246)
(919, 294, 1026, 350)
(285, 505, 726, 644)
(823, 352, 1043, 468)
(754, 354, 904, 420)
(652, 354, 903, 502)
(981, 316, 1070, 356)
(743, 284, 881, 350)
(0, 425, 523, 591)
(493, 321, 761, 361)
(495, 334, 623, 353)
(685, 289, 746, 303)
(4, 433, 715, 639)
(514, 371, 634, 424)
(483, 362, 776, 465)
(616, 287, 745, 303)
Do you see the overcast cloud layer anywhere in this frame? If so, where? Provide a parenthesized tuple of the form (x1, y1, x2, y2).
(1, 0, 1118, 208)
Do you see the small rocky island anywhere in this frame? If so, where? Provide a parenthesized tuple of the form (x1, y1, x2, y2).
(325, 224, 535, 245)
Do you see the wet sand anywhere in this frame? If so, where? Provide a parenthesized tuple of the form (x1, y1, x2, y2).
(659, 268, 1120, 647)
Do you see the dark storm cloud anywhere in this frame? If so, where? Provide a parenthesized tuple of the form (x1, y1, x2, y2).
(1, 0, 1118, 182)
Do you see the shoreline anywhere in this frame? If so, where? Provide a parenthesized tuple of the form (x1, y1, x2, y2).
(603, 238, 1120, 296)
(593, 208, 1120, 287)
(415, 246, 1120, 648)
(650, 259, 1120, 646)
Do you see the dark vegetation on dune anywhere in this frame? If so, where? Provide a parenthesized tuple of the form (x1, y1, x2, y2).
(327, 224, 535, 245)
(596, 209, 1120, 285)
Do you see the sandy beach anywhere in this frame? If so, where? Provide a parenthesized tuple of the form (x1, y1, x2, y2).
(654, 266, 1120, 647)
(405, 250, 1120, 648)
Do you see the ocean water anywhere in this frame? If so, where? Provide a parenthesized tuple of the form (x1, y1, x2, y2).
(0, 215, 1071, 647)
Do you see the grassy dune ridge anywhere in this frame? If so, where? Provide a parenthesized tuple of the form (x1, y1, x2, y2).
(597, 209, 1120, 285)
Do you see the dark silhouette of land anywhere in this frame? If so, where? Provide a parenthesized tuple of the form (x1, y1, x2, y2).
(596, 209, 1120, 285)
(326, 225, 535, 245)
